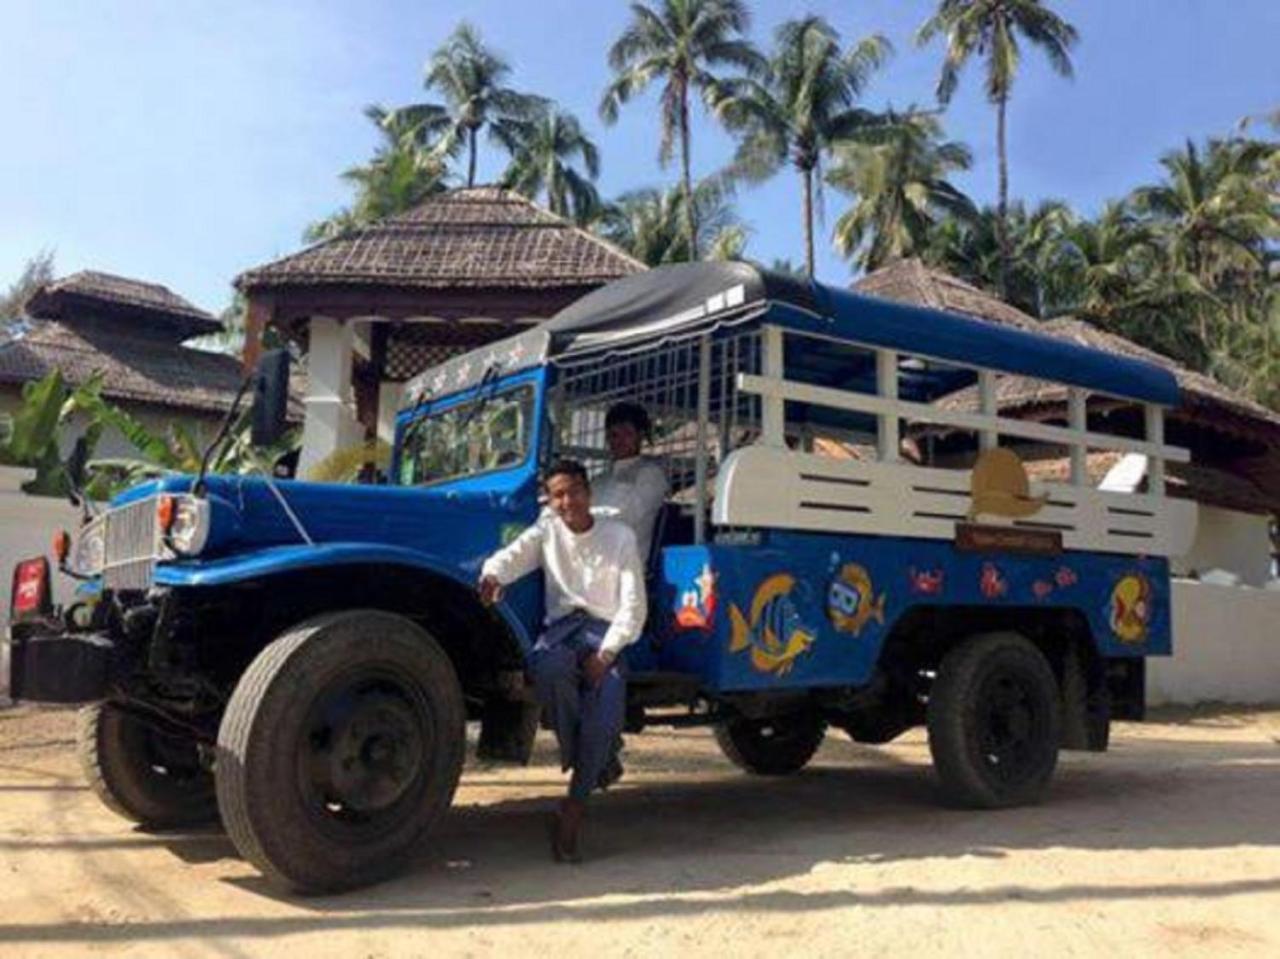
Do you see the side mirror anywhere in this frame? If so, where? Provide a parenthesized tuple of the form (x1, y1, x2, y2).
(251, 349, 290, 447)
(66, 435, 90, 505)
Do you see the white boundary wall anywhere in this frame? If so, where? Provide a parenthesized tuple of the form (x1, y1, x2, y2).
(0, 467, 84, 697)
(1150, 579, 1280, 706)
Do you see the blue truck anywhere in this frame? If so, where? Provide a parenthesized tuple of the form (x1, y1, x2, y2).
(6, 263, 1197, 892)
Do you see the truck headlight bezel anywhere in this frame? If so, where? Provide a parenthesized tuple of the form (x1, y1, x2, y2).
(68, 517, 106, 577)
(165, 495, 211, 556)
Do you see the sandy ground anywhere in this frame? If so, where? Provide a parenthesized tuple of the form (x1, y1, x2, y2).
(1, 705, 1279, 958)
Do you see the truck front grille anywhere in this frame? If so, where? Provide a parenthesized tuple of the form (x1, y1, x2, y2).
(103, 498, 158, 591)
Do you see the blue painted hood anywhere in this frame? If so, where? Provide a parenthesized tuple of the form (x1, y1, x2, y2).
(114, 471, 540, 576)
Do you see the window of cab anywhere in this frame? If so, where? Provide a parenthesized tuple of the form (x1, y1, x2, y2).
(397, 384, 536, 486)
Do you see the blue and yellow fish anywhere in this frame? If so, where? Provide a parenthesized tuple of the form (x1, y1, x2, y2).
(729, 573, 815, 675)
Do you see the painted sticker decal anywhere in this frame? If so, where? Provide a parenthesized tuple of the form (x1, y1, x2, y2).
(826, 562, 886, 636)
(1109, 573, 1152, 643)
(675, 563, 718, 631)
(729, 573, 816, 676)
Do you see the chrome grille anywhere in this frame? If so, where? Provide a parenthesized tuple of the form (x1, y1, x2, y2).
(103, 497, 158, 591)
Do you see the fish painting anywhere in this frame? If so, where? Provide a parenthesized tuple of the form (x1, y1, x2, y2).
(1109, 573, 1151, 643)
(827, 563, 886, 635)
(729, 573, 815, 675)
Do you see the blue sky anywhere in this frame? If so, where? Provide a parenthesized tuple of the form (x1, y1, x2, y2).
(2, 0, 1277, 315)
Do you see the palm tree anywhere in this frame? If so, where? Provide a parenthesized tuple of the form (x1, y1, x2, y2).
(828, 110, 975, 272)
(596, 177, 744, 265)
(306, 106, 449, 242)
(1131, 138, 1278, 289)
(923, 198, 1074, 317)
(723, 16, 891, 277)
(388, 22, 546, 187)
(600, 0, 765, 259)
(496, 109, 602, 223)
(916, 0, 1078, 293)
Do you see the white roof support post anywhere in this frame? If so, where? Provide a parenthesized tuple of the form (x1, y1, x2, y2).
(978, 370, 998, 451)
(1145, 404, 1166, 495)
(1068, 387, 1088, 486)
(693, 333, 712, 544)
(761, 324, 785, 447)
(876, 348, 900, 462)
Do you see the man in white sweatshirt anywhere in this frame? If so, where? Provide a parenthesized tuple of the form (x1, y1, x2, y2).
(478, 459, 646, 861)
(592, 402, 667, 561)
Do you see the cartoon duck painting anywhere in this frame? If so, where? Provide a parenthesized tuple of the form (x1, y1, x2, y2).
(1109, 573, 1151, 643)
(729, 573, 816, 675)
(827, 563, 886, 635)
(968, 448, 1048, 520)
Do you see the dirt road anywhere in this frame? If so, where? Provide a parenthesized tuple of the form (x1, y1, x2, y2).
(2, 704, 1278, 958)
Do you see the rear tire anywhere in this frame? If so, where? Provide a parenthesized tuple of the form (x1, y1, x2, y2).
(216, 610, 465, 893)
(927, 632, 1061, 808)
(78, 702, 217, 828)
(714, 713, 825, 775)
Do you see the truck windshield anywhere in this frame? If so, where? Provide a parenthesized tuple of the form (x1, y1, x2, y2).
(397, 384, 536, 486)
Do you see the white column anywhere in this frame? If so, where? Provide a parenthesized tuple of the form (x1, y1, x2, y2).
(298, 317, 363, 478)
(694, 334, 711, 544)
(876, 349, 899, 462)
(978, 370, 998, 451)
(1145, 404, 1166, 496)
(761, 325, 785, 447)
(377, 382, 405, 446)
(1068, 388, 1088, 485)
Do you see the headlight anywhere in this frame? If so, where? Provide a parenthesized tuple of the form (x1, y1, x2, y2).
(68, 518, 106, 577)
(164, 495, 211, 555)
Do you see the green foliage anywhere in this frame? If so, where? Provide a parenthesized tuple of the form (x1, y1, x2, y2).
(497, 109, 602, 222)
(600, 0, 765, 258)
(0, 370, 106, 497)
(306, 106, 450, 242)
(721, 15, 891, 275)
(829, 109, 975, 271)
(385, 22, 547, 189)
(1, 249, 55, 326)
(595, 176, 745, 266)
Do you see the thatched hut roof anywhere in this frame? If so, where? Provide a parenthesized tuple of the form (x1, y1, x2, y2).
(236, 186, 645, 293)
(25, 270, 221, 340)
(854, 259, 1280, 445)
(0, 321, 247, 416)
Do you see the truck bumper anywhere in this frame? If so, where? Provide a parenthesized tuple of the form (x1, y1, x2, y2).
(7, 621, 114, 704)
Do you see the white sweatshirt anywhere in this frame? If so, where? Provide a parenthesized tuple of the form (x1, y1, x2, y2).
(592, 456, 668, 561)
(480, 509, 647, 657)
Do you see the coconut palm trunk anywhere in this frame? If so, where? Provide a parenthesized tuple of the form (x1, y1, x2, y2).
(679, 93, 697, 260)
(467, 127, 479, 187)
(802, 166, 815, 277)
(996, 92, 1011, 296)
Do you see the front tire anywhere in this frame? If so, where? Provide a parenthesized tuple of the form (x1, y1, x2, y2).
(927, 632, 1061, 808)
(714, 713, 826, 775)
(215, 610, 465, 893)
(78, 702, 217, 828)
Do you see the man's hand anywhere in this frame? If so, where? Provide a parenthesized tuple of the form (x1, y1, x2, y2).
(583, 650, 614, 688)
(477, 574, 503, 606)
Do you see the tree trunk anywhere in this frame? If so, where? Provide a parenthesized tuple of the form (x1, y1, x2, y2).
(802, 166, 815, 278)
(468, 127, 478, 188)
(996, 93, 1011, 298)
(680, 92, 697, 261)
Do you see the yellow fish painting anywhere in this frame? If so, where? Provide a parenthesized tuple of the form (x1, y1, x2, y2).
(827, 563, 886, 636)
(968, 447, 1048, 520)
(729, 573, 815, 676)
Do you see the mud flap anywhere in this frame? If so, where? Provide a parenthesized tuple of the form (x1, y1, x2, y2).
(9, 624, 114, 704)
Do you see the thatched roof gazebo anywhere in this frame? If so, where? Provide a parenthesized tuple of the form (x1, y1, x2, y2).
(236, 186, 645, 472)
(1, 271, 245, 418)
(855, 258, 1280, 582)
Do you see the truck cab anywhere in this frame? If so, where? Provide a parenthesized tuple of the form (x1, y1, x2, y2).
(7, 262, 1196, 893)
